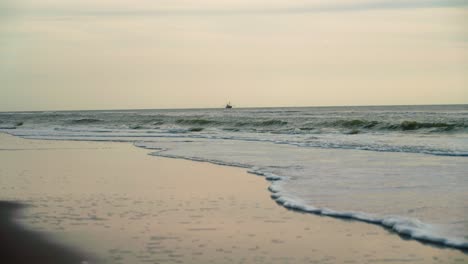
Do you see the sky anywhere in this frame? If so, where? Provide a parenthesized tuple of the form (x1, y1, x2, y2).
(0, 0, 467, 111)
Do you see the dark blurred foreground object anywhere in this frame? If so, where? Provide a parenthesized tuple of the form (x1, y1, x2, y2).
(0, 201, 89, 264)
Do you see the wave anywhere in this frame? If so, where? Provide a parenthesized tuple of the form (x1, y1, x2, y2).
(0, 121, 24, 129)
(274, 196, 468, 250)
(130, 125, 145, 129)
(175, 118, 220, 126)
(188, 127, 204, 132)
(174, 118, 288, 128)
(16, 111, 463, 135)
(3, 126, 467, 157)
(328, 119, 380, 129)
(154, 118, 463, 134)
(310, 119, 466, 133)
(389, 121, 459, 131)
(53, 127, 112, 133)
(297, 140, 468, 157)
(248, 119, 288, 127)
(68, 118, 103, 124)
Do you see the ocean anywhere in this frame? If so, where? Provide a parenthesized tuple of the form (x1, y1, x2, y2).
(1, 104, 467, 249)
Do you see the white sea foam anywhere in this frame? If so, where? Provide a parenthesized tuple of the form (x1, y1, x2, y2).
(137, 141, 468, 250)
(273, 194, 468, 249)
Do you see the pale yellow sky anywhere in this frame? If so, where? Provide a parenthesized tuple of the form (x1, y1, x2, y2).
(1, 0, 467, 111)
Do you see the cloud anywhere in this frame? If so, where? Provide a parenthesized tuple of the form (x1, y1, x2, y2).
(3, 0, 468, 17)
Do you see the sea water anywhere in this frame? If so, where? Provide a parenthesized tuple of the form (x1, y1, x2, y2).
(1, 104, 467, 249)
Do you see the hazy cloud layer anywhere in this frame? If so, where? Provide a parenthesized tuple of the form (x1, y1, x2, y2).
(3, 0, 468, 16)
(1, 0, 467, 110)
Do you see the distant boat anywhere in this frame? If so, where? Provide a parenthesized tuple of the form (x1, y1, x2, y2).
(225, 102, 233, 109)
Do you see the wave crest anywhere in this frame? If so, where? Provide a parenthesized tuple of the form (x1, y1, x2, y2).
(313, 119, 465, 132)
(175, 119, 219, 126)
(236, 119, 288, 127)
(395, 121, 458, 131)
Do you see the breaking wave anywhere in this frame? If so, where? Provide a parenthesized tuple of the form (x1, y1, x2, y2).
(311, 120, 465, 132)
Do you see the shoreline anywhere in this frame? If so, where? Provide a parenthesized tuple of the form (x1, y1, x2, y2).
(149, 150, 468, 252)
(139, 140, 468, 251)
(0, 133, 467, 263)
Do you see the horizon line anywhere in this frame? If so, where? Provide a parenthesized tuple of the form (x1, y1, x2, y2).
(1, 103, 467, 113)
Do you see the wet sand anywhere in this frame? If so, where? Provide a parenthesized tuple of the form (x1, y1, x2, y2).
(0, 133, 466, 263)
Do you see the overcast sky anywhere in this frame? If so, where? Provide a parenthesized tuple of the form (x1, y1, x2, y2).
(1, 0, 467, 111)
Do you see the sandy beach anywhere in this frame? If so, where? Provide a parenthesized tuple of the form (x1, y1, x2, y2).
(0, 133, 466, 263)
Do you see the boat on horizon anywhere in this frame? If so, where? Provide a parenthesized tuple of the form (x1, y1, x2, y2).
(225, 102, 233, 109)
